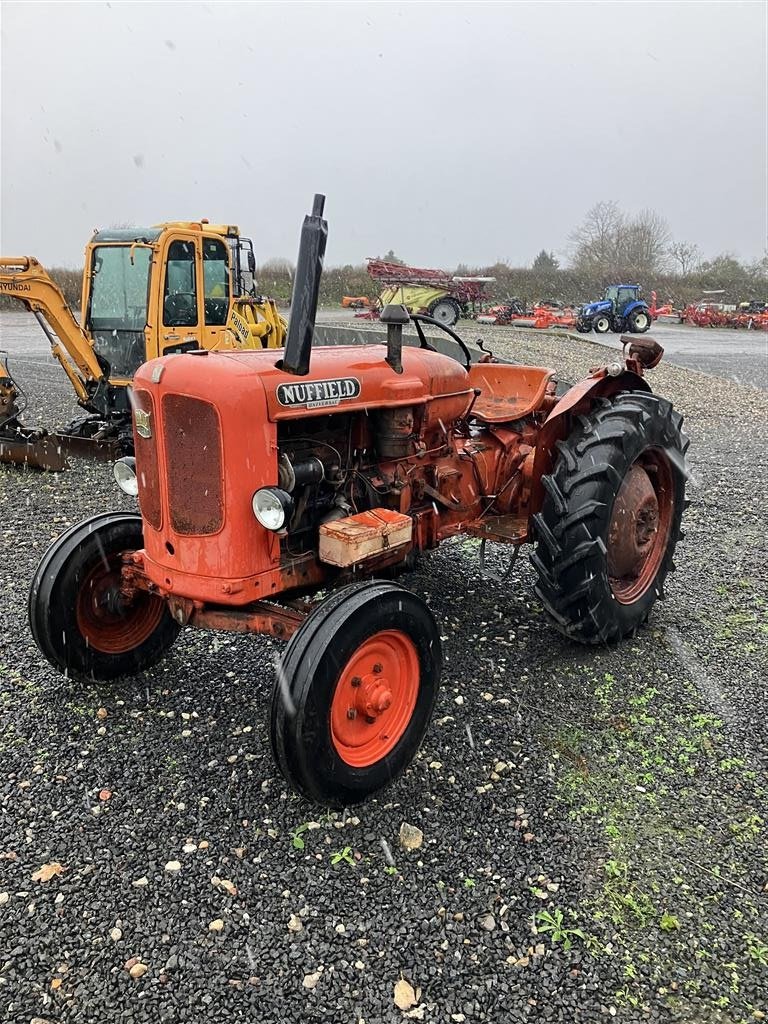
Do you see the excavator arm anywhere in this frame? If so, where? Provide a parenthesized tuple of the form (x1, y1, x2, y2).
(0, 256, 105, 402)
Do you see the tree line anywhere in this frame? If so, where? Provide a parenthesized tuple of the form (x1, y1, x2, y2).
(2, 204, 764, 312)
(259, 201, 766, 308)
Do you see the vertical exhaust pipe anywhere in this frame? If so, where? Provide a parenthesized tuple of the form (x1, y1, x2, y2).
(379, 303, 409, 374)
(282, 194, 328, 376)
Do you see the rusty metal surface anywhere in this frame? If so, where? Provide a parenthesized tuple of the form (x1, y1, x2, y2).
(607, 464, 659, 579)
(162, 394, 224, 535)
(463, 514, 529, 544)
(0, 433, 68, 472)
(50, 433, 120, 463)
(622, 335, 664, 372)
(185, 601, 305, 640)
(467, 363, 554, 422)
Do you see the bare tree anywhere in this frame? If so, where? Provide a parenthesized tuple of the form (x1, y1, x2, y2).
(570, 202, 672, 279)
(668, 241, 701, 276)
(568, 200, 624, 274)
(617, 209, 672, 277)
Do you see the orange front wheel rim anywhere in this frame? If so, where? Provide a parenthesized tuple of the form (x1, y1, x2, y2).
(330, 630, 420, 768)
(76, 555, 166, 655)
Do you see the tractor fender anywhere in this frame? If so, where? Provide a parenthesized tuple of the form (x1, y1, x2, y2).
(623, 300, 649, 317)
(529, 368, 651, 511)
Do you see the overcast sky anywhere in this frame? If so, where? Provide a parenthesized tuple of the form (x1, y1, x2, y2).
(1, 1, 766, 269)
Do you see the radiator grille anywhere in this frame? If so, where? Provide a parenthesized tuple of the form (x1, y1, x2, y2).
(132, 389, 161, 530)
(162, 394, 224, 535)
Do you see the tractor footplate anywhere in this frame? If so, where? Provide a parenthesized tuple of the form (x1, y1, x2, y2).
(463, 514, 529, 544)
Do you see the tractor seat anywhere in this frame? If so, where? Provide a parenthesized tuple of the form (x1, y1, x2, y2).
(468, 363, 554, 422)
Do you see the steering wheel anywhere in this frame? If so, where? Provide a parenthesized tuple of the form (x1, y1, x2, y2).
(164, 292, 197, 326)
(410, 313, 473, 371)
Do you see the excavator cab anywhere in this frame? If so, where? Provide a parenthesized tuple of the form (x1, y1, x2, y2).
(79, 223, 289, 379)
(0, 221, 287, 469)
(85, 230, 158, 378)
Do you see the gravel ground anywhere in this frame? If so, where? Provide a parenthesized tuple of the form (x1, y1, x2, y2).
(1, 322, 767, 1023)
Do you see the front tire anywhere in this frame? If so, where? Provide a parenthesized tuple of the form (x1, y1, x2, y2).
(531, 392, 688, 644)
(269, 581, 441, 807)
(593, 314, 611, 334)
(28, 513, 180, 681)
(575, 319, 592, 333)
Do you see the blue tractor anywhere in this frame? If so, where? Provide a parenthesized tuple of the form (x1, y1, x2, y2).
(576, 284, 652, 335)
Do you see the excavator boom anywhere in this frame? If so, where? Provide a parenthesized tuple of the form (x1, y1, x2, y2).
(0, 256, 115, 468)
(0, 257, 104, 395)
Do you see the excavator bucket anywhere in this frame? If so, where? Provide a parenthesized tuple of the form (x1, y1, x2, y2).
(50, 431, 121, 463)
(0, 432, 68, 472)
(1, 353, 123, 471)
(0, 427, 121, 471)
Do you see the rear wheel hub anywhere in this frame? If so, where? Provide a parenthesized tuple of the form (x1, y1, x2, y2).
(607, 453, 674, 604)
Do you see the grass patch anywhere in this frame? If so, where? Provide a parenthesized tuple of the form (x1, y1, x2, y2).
(547, 659, 768, 1018)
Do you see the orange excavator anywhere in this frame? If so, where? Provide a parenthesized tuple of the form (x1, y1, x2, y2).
(0, 222, 286, 469)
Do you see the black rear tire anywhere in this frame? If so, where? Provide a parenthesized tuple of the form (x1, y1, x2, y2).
(269, 580, 441, 807)
(28, 513, 180, 681)
(531, 392, 688, 644)
(628, 308, 652, 333)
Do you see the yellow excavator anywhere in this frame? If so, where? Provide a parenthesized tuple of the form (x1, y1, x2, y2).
(0, 221, 286, 469)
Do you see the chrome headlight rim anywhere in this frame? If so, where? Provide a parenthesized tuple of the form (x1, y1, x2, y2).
(113, 456, 138, 496)
(252, 486, 293, 531)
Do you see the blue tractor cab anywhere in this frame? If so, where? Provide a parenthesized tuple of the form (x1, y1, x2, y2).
(577, 284, 652, 335)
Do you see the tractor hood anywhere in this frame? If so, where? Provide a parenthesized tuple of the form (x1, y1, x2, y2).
(134, 344, 473, 425)
(581, 299, 612, 316)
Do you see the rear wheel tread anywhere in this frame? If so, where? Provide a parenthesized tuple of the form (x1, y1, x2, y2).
(530, 390, 687, 644)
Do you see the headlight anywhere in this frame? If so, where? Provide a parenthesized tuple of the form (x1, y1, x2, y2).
(252, 487, 293, 531)
(113, 456, 138, 496)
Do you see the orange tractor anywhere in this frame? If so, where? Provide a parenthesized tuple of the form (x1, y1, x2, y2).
(29, 196, 689, 807)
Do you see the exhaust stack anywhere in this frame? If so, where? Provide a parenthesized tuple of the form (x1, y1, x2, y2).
(282, 194, 328, 376)
(379, 303, 409, 374)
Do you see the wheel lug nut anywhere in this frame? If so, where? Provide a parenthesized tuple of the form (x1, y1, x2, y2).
(347, 708, 357, 720)
(350, 676, 361, 688)
(372, 663, 382, 674)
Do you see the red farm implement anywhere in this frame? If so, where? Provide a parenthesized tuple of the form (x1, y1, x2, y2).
(478, 300, 578, 330)
(649, 291, 680, 322)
